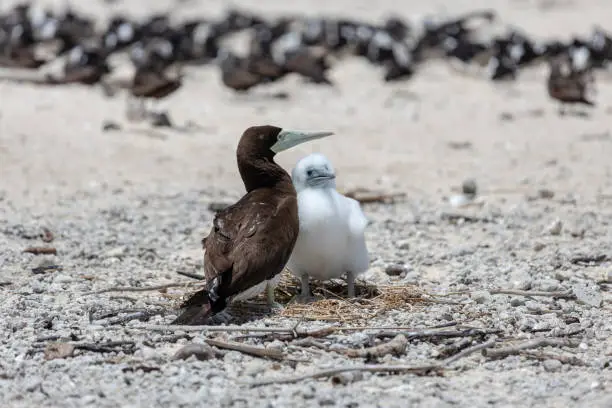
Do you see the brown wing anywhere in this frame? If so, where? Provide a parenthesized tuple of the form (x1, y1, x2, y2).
(222, 67, 263, 91)
(62, 66, 103, 85)
(284, 52, 332, 84)
(203, 188, 298, 300)
(132, 70, 171, 97)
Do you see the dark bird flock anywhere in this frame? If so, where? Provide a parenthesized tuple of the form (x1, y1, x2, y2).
(0, 3, 609, 121)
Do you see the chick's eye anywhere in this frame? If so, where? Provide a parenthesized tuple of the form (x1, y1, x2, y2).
(306, 170, 314, 177)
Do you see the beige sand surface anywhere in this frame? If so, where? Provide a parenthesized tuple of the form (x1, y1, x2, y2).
(1, 0, 611, 207)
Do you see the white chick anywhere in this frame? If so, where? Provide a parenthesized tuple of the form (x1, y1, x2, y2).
(286, 153, 369, 300)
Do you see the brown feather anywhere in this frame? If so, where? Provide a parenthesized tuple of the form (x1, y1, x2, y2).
(0, 48, 46, 69)
(547, 57, 595, 106)
(131, 69, 182, 99)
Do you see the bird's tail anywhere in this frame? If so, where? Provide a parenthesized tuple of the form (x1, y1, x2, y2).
(171, 288, 224, 325)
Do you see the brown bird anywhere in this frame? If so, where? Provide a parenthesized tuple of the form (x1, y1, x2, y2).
(127, 54, 183, 122)
(218, 49, 266, 92)
(45, 45, 111, 85)
(172, 125, 333, 325)
(0, 47, 47, 69)
(283, 50, 333, 85)
(547, 55, 595, 115)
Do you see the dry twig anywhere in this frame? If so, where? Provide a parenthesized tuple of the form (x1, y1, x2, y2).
(245, 364, 441, 386)
(519, 351, 587, 366)
(137, 324, 311, 334)
(290, 338, 330, 350)
(40, 340, 136, 359)
(436, 338, 473, 359)
(444, 337, 497, 365)
(23, 246, 57, 255)
(489, 289, 576, 299)
(340, 335, 408, 358)
(31, 265, 62, 274)
(482, 338, 580, 360)
(205, 338, 284, 360)
(247, 336, 497, 386)
(378, 327, 500, 341)
(85, 282, 197, 295)
(343, 190, 406, 204)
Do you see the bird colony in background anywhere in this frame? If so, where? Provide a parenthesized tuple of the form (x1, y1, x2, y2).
(0, 3, 607, 123)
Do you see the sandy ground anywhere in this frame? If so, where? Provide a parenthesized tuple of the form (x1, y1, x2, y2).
(1, 0, 611, 407)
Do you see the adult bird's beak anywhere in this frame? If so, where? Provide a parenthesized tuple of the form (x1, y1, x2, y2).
(270, 130, 333, 153)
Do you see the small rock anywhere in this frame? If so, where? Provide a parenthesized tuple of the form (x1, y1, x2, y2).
(53, 274, 73, 284)
(104, 247, 127, 259)
(173, 343, 215, 361)
(533, 242, 546, 252)
(44, 342, 75, 360)
(546, 219, 563, 236)
(451, 245, 476, 257)
(24, 378, 42, 392)
(538, 189, 555, 199)
(397, 240, 410, 250)
(543, 359, 562, 372)
(513, 279, 532, 291)
(565, 323, 582, 335)
(449, 194, 474, 208)
(525, 301, 544, 313)
(510, 297, 525, 307)
(539, 279, 560, 292)
(31, 282, 45, 294)
(331, 371, 364, 385)
(597, 270, 612, 283)
(385, 263, 408, 276)
(472, 290, 491, 304)
(402, 270, 420, 284)
(266, 340, 285, 352)
(533, 321, 552, 331)
(572, 283, 603, 307)
(80, 395, 98, 405)
(139, 346, 159, 360)
(554, 270, 571, 282)
(101, 120, 121, 132)
(462, 179, 478, 196)
(243, 360, 267, 376)
(346, 332, 369, 347)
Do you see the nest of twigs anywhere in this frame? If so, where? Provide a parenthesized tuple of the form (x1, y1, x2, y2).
(274, 271, 426, 323)
(172, 271, 426, 324)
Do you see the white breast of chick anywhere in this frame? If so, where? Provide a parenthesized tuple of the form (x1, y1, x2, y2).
(287, 187, 369, 281)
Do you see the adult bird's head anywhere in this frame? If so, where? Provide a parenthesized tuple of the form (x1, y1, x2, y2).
(238, 125, 333, 160)
(291, 153, 337, 192)
(236, 125, 333, 191)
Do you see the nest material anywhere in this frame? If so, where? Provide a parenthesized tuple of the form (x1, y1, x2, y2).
(172, 271, 426, 323)
(275, 271, 426, 322)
